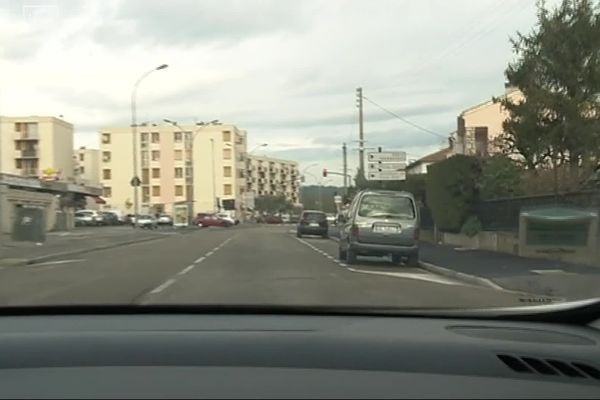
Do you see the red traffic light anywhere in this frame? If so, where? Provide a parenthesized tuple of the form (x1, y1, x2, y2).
(323, 168, 327, 177)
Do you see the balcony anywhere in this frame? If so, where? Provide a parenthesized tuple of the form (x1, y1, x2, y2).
(14, 131, 39, 140)
(15, 149, 38, 159)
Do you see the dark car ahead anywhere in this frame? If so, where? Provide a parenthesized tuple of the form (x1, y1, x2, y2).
(296, 210, 328, 238)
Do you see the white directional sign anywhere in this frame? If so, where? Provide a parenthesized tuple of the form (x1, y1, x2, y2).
(366, 150, 407, 181)
(368, 170, 406, 181)
(368, 162, 407, 171)
(367, 151, 407, 163)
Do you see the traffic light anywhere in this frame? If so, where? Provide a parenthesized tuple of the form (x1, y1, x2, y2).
(323, 168, 327, 177)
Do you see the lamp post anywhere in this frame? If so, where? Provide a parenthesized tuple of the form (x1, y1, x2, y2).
(131, 63, 168, 226)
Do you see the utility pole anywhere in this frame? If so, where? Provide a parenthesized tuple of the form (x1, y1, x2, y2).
(356, 87, 364, 175)
(342, 142, 348, 195)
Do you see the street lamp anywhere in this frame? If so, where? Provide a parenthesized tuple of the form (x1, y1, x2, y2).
(131, 63, 168, 226)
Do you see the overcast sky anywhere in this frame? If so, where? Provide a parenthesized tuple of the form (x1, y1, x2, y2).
(0, 0, 547, 185)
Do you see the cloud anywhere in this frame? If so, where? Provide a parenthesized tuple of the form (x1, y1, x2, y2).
(91, 0, 313, 49)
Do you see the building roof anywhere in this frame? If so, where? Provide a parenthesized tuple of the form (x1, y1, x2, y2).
(248, 154, 298, 166)
(407, 147, 452, 170)
(459, 87, 521, 117)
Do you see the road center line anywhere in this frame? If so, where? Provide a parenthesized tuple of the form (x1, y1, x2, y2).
(194, 256, 206, 264)
(178, 265, 195, 276)
(206, 251, 214, 256)
(28, 259, 86, 267)
(149, 278, 176, 294)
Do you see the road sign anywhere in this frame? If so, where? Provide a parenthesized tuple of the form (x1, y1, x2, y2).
(367, 151, 406, 163)
(130, 176, 142, 187)
(368, 170, 406, 181)
(367, 162, 407, 171)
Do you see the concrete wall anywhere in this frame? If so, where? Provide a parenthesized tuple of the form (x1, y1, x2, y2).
(0, 185, 56, 234)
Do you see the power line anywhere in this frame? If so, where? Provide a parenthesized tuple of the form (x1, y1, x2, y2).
(360, 95, 448, 139)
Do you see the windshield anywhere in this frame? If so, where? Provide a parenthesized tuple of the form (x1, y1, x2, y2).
(358, 195, 415, 219)
(1, 0, 599, 317)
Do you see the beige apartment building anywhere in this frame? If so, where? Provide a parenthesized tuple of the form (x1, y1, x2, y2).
(98, 123, 247, 216)
(73, 147, 100, 186)
(0, 116, 74, 180)
(246, 155, 300, 205)
(455, 87, 524, 157)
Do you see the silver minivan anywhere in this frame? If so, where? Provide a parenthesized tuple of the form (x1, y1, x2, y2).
(338, 190, 419, 266)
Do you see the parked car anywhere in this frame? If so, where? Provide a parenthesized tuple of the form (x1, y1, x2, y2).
(263, 215, 283, 224)
(216, 213, 238, 226)
(74, 210, 103, 226)
(338, 190, 419, 266)
(296, 210, 328, 238)
(194, 213, 232, 228)
(157, 214, 173, 225)
(99, 211, 120, 226)
(135, 214, 158, 229)
(326, 213, 336, 225)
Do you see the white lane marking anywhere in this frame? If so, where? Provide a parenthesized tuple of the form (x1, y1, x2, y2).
(178, 265, 196, 276)
(28, 259, 85, 267)
(194, 256, 206, 264)
(206, 251, 214, 257)
(295, 237, 465, 286)
(531, 269, 577, 275)
(149, 278, 176, 294)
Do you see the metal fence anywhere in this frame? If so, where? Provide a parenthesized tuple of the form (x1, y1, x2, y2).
(473, 190, 600, 232)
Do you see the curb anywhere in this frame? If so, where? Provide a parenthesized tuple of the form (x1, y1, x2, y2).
(418, 260, 505, 290)
(0, 236, 164, 267)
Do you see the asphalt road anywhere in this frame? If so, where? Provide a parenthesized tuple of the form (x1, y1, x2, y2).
(0, 225, 529, 308)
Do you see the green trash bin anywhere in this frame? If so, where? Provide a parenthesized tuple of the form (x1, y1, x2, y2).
(12, 205, 46, 243)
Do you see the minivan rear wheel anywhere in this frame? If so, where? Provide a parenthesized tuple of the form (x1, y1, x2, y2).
(346, 247, 357, 265)
(406, 253, 419, 267)
(391, 254, 402, 265)
(338, 246, 346, 261)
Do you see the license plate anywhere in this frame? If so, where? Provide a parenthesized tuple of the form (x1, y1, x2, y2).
(309, 223, 319, 227)
(373, 225, 400, 233)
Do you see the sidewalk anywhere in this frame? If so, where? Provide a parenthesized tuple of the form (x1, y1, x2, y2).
(0, 226, 171, 265)
(420, 241, 600, 299)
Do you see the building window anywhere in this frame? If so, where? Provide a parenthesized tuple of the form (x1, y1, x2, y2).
(141, 151, 149, 164)
(236, 134, 244, 145)
(141, 132, 149, 142)
(175, 167, 183, 178)
(102, 169, 111, 180)
(101, 133, 111, 144)
(238, 169, 245, 178)
(103, 187, 112, 198)
(142, 187, 150, 203)
(175, 185, 184, 196)
(222, 130, 232, 142)
(224, 184, 232, 195)
(79, 153, 84, 161)
(174, 150, 182, 161)
(79, 166, 85, 174)
(152, 168, 160, 179)
(223, 166, 232, 177)
(151, 132, 160, 143)
(102, 151, 111, 162)
(142, 169, 149, 184)
(152, 186, 160, 197)
(174, 132, 182, 143)
(151, 150, 160, 161)
(223, 148, 232, 160)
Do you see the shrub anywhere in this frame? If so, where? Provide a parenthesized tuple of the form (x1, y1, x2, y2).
(426, 155, 481, 232)
(461, 215, 482, 237)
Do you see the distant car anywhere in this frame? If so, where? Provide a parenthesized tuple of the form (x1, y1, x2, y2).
(135, 214, 158, 229)
(338, 190, 419, 266)
(194, 213, 232, 228)
(296, 210, 328, 238)
(216, 213, 238, 226)
(100, 211, 120, 226)
(74, 210, 103, 226)
(263, 215, 283, 224)
(157, 214, 173, 225)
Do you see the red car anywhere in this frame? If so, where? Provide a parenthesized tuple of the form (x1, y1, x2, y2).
(194, 213, 232, 227)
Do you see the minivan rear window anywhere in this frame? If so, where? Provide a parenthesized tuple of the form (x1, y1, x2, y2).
(358, 195, 415, 219)
(303, 212, 326, 221)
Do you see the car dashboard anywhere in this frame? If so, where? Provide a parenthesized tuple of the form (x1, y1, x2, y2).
(0, 311, 598, 398)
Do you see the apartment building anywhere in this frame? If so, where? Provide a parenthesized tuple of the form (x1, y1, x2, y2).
(73, 147, 100, 186)
(455, 87, 524, 157)
(98, 123, 247, 216)
(246, 155, 300, 205)
(0, 116, 74, 180)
